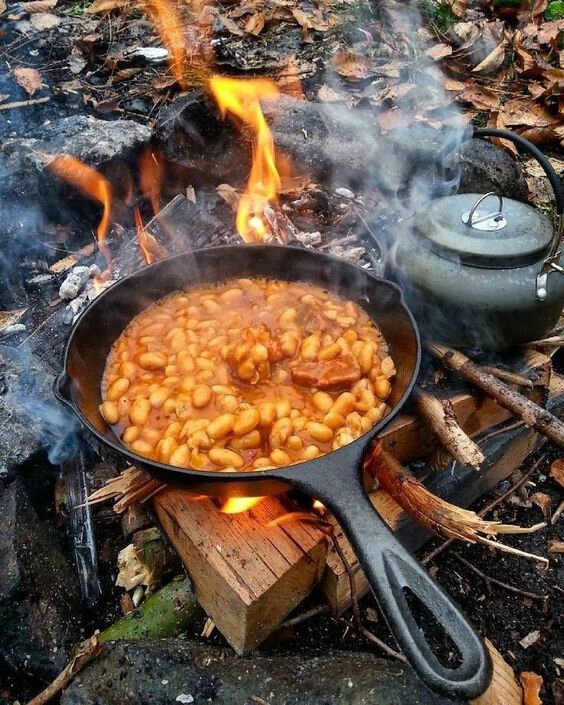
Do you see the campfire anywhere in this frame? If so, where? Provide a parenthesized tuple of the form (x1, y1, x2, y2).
(1, 1, 563, 704)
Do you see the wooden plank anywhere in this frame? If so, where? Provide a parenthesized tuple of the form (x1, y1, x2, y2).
(153, 488, 327, 655)
(321, 371, 564, 614)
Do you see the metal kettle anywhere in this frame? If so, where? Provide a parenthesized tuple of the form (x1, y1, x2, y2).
(392, 129, 564, 350)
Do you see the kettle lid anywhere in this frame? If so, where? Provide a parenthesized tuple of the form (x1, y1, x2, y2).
(415, 192, 553, 268)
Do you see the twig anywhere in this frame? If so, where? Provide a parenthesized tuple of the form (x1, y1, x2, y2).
(453, 554, 548, 602)
(472, 419, 525, 444)
(551, 499, 564, 525)
(480, 365, 534, 390)
(414, 385, 485, 469)
(476, 536, 549, 566)
(523, 335, 564, 348)
(331, 534, 406, 662)
(278, 604, 330, 630)
(426, 342, 564, 447)
(26, 635, 101, 705)
(0, 96, 50, 111)
(422, 454, 547, 565)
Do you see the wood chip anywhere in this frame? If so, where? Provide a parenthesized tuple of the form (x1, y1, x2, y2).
(0, 308, 27, 331)
(550, 459, 564, 487)
(201, 617, 215, 638)
(49, 243, 97, 273)
(519, 629, 540, 649)
(547, 539, 564, 553)
(520, 671, 543, 705)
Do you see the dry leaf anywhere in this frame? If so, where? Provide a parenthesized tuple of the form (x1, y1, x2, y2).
(86, 0, 127, 13)
(531, 0, 548, 17)
(0, 0, 6, 12)
(217, 14, 244, 36)
(425, 43, 453, 60)
(530, 492, 552, 520)
(291, 8, 328, 32)
(520, 671, 543, 705)
(332, 51, 372, 80)
(500, 98, 555, 127)
(30, 11, 60, 29)
(537, 20, 564, 45)
(13, 67, 43, 96)
(472, 41, 506, 75)
(21, 0, 57, 11)
(487, 110, 518, 155)
(550, 459, 564, 487)
(461, 83, 500, 110)
(244, 12, 264, 35)
(318, 84, 346, 102)
(547, 539, 564, 553)
(443, 78, 466, 92)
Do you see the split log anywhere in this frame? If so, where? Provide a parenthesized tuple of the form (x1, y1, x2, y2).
(471, 640, 523, 705)
(414, 385, 485, 469)
(153, 488, 327, 655)
(426, 342, 564, 447)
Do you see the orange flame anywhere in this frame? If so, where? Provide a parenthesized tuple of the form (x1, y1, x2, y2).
(47, 155, 112, 273)
(220, 497, 263, 514)
(134, 207, 167, 265)
(209, 76, 281, 243)
(139, 148, 164, 216)
(144, 0, 188, 90)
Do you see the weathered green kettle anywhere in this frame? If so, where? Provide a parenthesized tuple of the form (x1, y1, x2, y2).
(393, 129, 564, 350)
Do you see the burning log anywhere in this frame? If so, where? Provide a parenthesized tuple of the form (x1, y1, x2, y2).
(413, 385, 485, 470)
(426, 342, 564, 448)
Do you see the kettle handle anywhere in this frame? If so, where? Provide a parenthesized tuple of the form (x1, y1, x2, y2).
(473, 128, 564, 301)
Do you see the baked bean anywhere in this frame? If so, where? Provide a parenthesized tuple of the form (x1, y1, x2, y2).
(306, 421, 333, 443)
(139, 352, 167, 370)
(207, 413, 235, 439)
(100, 401, 119, 424)
(192, 384, 212, 408)
(209, 448, 244, 468)
(107, 377, 130, 402)
(130, 398, 151, 425)
(312, 391, 333, 413)
(234, 408, 260, 436)
(103, 278, 394, 471)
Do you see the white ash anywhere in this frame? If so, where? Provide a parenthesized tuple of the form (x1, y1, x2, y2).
(0, 323, 27, 340)
(335, 186, 355, 200)
(63, 276, 114, 324)
(59, 264, 101, 300)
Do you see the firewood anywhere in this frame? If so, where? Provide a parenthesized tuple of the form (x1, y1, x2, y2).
(480, 365, 534, 390)
(470, 640, 523, 705)
(414, 385, 485, 469)
(100, 576, 202, 642)
(426, 342, 564, 448)
(368, 445, 534, 543)
(115, 527, 179, 592)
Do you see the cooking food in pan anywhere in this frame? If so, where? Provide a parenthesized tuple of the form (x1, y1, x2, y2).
(100, 277, 396, 471)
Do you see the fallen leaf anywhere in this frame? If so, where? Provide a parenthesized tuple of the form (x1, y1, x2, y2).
(13, 67, 42, 96)
(20, 0, 57, 11)
(500, 98, 555, 127)
(0, 0, 5, 12)
(519, 125, 562, 146)
(318, 84, 346, 102)
(520, 671, 543, 705)
(217, 14, 244, 36)
(425, 43, 453, 60)
(332, 51, 372, 80)
(443, 78, 466, 92)
(86, 0, 127, 13)
(461, 82, 500, 110)
(30, 11, 60, 29)
(487, 110, 518, 155)
(550, 459, 564, 487)
(291, 8, 328, 32)
(531, 0, 548, 17)
(547, 539, 564, 553)
(519, 630, 540, 649)
(472, 41, 506, 75)
(537, 19, 564, 44)
(244, 11, 264, 35)
(530, 492, 552, 520)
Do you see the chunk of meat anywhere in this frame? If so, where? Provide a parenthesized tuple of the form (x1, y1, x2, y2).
(291, 354, 361, 390)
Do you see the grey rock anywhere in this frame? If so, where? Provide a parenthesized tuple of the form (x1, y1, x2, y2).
(0, 480, 81, 678)
(457, 138, 529, 202)
(61, 640, 461, 705)
(0, 345, 77, 477)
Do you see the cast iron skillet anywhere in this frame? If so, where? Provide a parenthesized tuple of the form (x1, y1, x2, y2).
(54, 245, 492, 699)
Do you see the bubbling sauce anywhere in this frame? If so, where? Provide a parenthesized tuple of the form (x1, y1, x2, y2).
(101, 278, 396, 471)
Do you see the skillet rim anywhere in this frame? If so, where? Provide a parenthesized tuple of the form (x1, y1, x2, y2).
(57, 244, 421, 483)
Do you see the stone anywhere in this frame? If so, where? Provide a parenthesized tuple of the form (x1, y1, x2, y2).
(457, 138, 529, 202)
(61, 640, 460, 705)
(0, 480, 81, 678)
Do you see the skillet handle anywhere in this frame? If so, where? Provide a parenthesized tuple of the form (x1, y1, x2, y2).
(291, 461, 492, 700)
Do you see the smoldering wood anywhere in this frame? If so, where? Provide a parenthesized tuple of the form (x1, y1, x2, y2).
(426, 342, 564, 447)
